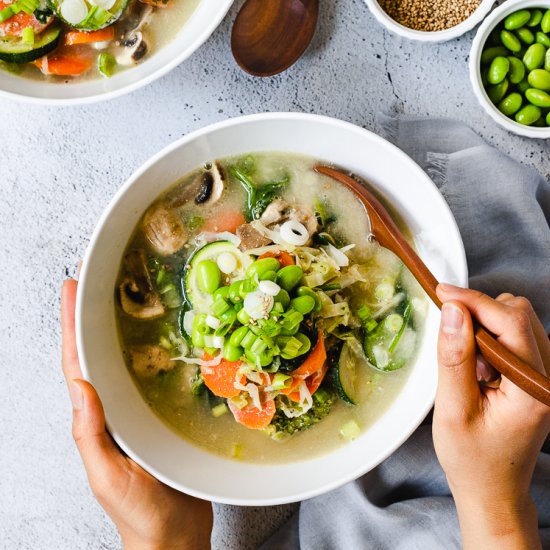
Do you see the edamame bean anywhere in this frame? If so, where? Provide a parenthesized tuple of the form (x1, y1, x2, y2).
(294, 333, 311, 356)
(487, 78, 509, 103)
(547, 111, 550, 125)
(532, 116, 547, 127)
(504, 10, 531, 30)
(258, 269, 277, 282)
(517, 78, 530, 93)
(481, 46, 509, 64)
(219, 307, 237, 325)
(213, 286, 230, 301)
(488, 56, 510, 84)
(528, 9, 543, 27)
(528, 68, 550, 90)
(223, 341, 244, 362)
(498, 92, 523, 116)
(536, 31, 550, 48)
(290, 295, 316, 315)
(523, 43, 546, 70)
(229, 326, 249, 347)
(246, 257, 280, 279)
(273, 288, 290, 309)
(228, 280, 243, 303)
(515, 104, 542, 125)
(517, 27, 535, 45)
(525, 88, 550, 107)
(197, 260, 221, 294)
(507, 56, 526, 83)
(296, 286, 322, 312)
(501, 30, 522, 52)
(276, 265, 303, 292)
(237, 307, 251, 325)
(542, 9, 550, 33)
(545, 48, 550, 71)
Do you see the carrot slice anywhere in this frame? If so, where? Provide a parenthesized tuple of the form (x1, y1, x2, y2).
(34, 55, 92, 76)
(228, 396, 276, 430)
(281, 332, 326, 396)
(288, 362, 328, 402)
(65, 27, 115, 46)
(203, 210, 246, 234)
(201, 358, 244, 398)
(258, 250, 295, 267)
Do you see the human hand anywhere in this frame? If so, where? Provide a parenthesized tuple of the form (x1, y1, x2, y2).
(61, 279, 213, 550)
(432, 284, 550, 550)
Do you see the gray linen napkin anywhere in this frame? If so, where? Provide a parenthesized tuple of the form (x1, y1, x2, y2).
(260, 115, 550, 549)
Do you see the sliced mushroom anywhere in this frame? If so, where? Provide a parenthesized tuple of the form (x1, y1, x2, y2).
(236, 223, 272, 251)
(170, 162, 226, 208)
(118, 1, 152, 35)
(259, 198, 319, 238)
(115, 30, 148, 66)
(128, 345, 174, 377)
(119, 250, 165, 319)
(142, 203, 188, 256)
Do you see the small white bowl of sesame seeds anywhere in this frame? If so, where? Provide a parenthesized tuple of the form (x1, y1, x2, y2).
(365, 0, 497, 42)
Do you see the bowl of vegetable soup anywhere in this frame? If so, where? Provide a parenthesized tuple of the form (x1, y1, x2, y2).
(0, 0, 233, 103)
(76, 112, 468, 505)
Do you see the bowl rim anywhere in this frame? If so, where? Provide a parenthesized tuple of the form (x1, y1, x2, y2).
(76, 112, 469, 505)
(364, 0, 497, 42)
(0, 0, 234, 106)
(469, 0, 550, 138)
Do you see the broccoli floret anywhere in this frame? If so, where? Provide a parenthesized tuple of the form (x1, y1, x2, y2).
(267, 388, 335, 440)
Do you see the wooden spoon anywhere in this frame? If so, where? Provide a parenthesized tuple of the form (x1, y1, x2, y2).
(315, 164, 550, 408)
(231, 0, 319, 77)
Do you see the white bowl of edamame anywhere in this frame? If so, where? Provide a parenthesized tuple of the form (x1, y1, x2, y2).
(365, 0, 497, 42)
(471, 0, 550, 137)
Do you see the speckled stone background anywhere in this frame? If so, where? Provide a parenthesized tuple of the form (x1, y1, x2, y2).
(1, 0, 550, 548)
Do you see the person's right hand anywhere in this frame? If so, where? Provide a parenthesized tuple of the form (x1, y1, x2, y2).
(432, 284, 550, 550)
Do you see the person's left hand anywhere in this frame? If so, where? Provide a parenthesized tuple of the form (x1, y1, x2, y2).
(62, 279, 213, 550)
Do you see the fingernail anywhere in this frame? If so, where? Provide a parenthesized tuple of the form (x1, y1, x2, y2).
(441, 303, 464, 334)
(69, 381, 83, 410)
(438, 282, 461, 292)
(476, 356, 499, 383)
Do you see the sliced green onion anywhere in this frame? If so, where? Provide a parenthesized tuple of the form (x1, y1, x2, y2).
(240, 331, 256, 349)
(357, 305, 372, 324)
(364, 318, 378, 333)
(375, 280, 395, 301)
(0, 6, 14, 22)
(211, 298, 230, 317)
(384, 313, 404, 333)
(231, 443, 242, 458)
(214, 322, 233, 337)
(211, 403, 228, 417)
(280, 336, 302, 358)
(98, 52, 116, 78)
(250, 336, 268, 355)
(340, 420, 361, 441)
(271, 372, 292, 390)
(21, 26, 34, 45)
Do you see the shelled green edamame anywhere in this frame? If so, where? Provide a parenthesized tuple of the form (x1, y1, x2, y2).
(481, 7, 550, 127)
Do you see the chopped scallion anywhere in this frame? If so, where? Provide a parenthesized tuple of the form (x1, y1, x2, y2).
(340, 420, 361, 441)
(211, 403, 228, 418)
(21, 26, 34, 45)
(98, 52, 116, 78)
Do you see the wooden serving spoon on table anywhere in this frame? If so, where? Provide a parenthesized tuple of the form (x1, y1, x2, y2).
(231, 0, 319, 77)
(315, 164, 550, 408)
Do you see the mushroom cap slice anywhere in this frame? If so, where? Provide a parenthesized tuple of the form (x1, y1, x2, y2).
(119, 277, 165, 319)
(128, 345, 174, 377)
(142, 204, 188, 256)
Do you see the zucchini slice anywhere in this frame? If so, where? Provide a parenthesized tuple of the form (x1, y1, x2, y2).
(184, 241, 249, 313)
(48, 0, 128, 30)
(334, 342, 358, 405)
(0, 24, 61, 63)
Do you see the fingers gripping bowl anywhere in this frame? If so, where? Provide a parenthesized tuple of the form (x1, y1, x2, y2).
(77, 113, 467, 505)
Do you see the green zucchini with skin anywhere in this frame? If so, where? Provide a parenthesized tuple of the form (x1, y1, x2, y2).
(47, 0, 128, 30)
(0, 24, 61, 63)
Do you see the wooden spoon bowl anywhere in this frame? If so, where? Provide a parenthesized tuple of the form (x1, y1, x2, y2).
(231, 0, 319, 77)
(315, 164, 550, 408)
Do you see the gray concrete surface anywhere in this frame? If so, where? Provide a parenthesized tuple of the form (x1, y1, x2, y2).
(1, 0, 549, 548)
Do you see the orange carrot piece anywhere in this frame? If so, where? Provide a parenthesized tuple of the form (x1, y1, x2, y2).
(0, 1, 49, 36)
(288, 362, 328, 402)
(65, 26, 115, 46)
(201, 358, 243, 398)
(228, 396, 276, 430)
(203, 210, 246, 233)
(34, 55, 92, 76)
(258, 250, 295, 267)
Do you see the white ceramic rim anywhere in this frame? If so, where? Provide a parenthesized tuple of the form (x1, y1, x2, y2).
(0, 0, 234, 105)
(364, 0, 497, 42)
(470, 0, 550, 138)
(76, 112, 468, 505)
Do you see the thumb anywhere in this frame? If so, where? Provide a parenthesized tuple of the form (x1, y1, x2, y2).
(436, 301, 480, 418)
(69, 379, 125, 489)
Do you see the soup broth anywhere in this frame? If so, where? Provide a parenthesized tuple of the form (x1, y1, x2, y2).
(115, 152, 427, 464)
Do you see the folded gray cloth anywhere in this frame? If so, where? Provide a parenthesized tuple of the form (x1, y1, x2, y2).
(260, 115, 550, 549)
